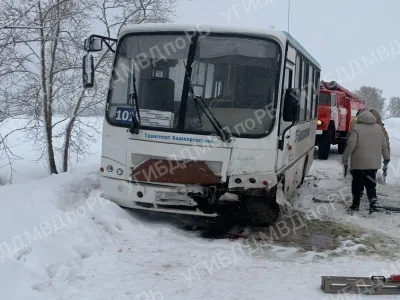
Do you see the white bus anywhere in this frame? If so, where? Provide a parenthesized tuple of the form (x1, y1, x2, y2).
(82, 24, 321, 225)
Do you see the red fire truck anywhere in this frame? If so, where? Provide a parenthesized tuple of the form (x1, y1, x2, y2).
(315, 81, 365, 159)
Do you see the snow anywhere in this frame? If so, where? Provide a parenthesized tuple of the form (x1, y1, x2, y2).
(1, 117, 400, 300)
(293, 118, 400, 241)
(0, 116, 102, 184)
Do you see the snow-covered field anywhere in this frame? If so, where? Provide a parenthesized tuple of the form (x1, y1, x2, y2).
(0, 116, 103, 184)
(1, 117, 400, 300)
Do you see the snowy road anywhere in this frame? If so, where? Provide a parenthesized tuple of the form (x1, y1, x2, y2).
(293, 118, 400, 242)
(1, 117, 400, 300)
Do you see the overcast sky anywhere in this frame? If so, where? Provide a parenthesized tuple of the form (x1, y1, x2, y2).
(173, 0, 400, 101)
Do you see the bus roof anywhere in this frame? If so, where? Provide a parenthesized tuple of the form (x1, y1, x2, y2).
(118, 23, 288, 40)
(118, 24, 320, 69)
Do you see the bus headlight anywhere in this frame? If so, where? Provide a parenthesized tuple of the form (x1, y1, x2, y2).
(317, 120, 323, 126)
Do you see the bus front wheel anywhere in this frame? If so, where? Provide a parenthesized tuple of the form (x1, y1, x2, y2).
(242, 191, 280, 226)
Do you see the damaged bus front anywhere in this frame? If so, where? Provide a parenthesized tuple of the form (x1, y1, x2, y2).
(82, 24, 320, 225)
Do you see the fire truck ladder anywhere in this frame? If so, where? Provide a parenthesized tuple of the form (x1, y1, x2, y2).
(321, 275, 400, 295)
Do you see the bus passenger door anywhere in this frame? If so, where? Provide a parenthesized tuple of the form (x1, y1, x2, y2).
(276, 64, 295, 173)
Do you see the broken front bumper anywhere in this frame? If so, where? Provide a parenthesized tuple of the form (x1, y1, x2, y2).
(100, 176, 219, 217)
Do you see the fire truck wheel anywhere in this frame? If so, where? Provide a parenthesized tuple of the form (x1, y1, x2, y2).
(318, 130, 332, 160)
(337, 142, 346, 154)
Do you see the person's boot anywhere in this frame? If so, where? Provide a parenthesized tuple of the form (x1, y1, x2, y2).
(347, 197, 360, 214)
(369, 198, 379, 213)
(347, 204, 360, 212)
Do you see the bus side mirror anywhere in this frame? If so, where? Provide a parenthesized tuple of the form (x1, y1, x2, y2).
(283, 88, 299, 122)
(82, 54, 94, 88)
(84, 37, 103, 52)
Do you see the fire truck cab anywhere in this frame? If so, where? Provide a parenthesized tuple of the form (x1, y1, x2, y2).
(315, 81, 365, 159)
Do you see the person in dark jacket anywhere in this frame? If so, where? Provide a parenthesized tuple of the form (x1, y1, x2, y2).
(342, 110, 390, 212)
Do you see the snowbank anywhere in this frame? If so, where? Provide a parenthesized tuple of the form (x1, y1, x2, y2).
(1, 117, 400, 299)
(384, 117, 400, 157)
(1, 168, 400, 300)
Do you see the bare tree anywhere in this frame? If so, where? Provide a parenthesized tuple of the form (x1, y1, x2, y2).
(0, 0, 178, 179)
(388, 97, 400, 118)
(61, 0, 177, 172)
(0, 0, 94, 175)
(354, 86, 386, 115)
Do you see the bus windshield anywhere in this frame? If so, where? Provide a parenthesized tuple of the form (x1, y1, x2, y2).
(107, 33, 280, 137)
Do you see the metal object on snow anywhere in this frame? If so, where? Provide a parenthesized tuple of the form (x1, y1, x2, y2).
(321, 275, 400, 295)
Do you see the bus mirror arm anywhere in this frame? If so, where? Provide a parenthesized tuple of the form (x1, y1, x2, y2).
(278, 88, 299, 151)
(278, 120, 295, 151)
(83, 34, 117, 53)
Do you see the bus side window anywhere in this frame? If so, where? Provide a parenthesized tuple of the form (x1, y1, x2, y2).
(288, 69, 293, 89)
(306, 64, 313, 121)
(280, 65, 295, 136)
(314, 70, 320, 118)
(295, 55, 302, 89)
(295, 55, 303, 123)
(284, 67, 294, 89)
(311, 67, 316, 119)
(214, 80, 224, 97)
(299, 59, 308, 123)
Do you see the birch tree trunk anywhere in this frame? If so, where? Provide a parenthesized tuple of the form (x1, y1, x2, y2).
(62, 47, 111, 172)
(62, 88, 85, 172)
(0, 0, 178, 177)
(39, 0, 58, 174)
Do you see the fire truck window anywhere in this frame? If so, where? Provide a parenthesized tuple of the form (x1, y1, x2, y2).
(319, 94, 330, 105)
(331, 94, 337, 106)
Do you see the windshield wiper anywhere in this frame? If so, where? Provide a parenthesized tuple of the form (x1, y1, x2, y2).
(179, 34, 231, 143)
(186, 73, 231, 143)
(128, 73, 141, 134)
